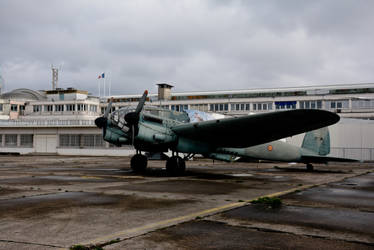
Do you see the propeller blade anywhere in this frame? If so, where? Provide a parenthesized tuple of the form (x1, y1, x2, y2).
(125, 90, 148, 125)
(135, 90, 148, 114)
(104, 97, 114, 118)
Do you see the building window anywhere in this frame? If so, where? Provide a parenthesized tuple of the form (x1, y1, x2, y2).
(66, 104, 76, 111)
(59, 134, 104, 148)
(44, 105, 53, 112)
(190, 104, 208, 112)
(0, 134, 2, 145)
(82, 135, 94, 147)
(5, 134, 17, 147)
(11, 104, 18, 112)
(300, 100, 322, 109)
(33, 105, 42, 112)
(55, 104, 64, 112)
(59, 134, 79, 147)
(20, 134, 33, 147)
(171, 104, 188, 112)
(89, 105, 98, 112)
(352, 99, 374, 109)
(77, 104, 87, 111)
(0, 104, 3, 111)
(95, 135, 104, 147)
(275, 101, 296, 110)
(327, 100, 349, 110)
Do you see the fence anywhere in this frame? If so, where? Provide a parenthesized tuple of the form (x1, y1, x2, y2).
(330, 147, 374, 162)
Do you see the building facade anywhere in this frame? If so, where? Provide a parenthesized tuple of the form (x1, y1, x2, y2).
(0, 83, 373, 161)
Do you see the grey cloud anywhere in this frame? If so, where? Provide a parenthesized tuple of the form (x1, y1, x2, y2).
(1, 0, 374, 95)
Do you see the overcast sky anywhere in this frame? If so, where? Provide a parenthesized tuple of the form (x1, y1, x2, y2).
(1, 0, 374, 96)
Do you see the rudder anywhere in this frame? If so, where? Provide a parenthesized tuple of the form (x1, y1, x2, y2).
(301, 127, 330, 156)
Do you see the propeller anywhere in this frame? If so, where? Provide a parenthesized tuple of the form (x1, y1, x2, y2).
(124, 90, 148, 145)
(95, 97, 113, 133)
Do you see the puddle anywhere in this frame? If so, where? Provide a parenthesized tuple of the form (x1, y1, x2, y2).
(0, 192, 195, 219)
(39, 176, 84, 181)
(229, 174, 253, 177)
(222, 205, 374, 235)
(285, 173, 374, 210)
(103, 180, 245, 195)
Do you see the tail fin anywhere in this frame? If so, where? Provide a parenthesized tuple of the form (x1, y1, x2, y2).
(301, 127, 330, 156)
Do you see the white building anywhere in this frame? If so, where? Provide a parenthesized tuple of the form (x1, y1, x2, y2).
(0, 88, 132, 156)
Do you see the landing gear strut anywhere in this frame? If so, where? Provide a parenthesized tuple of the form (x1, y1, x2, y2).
(131, 151, 148, 172)
(306, 163, 314, 171)
(166, 155, 186, 176)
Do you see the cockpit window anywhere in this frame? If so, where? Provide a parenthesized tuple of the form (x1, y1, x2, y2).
(109, 106, 136, 128)
(143, 106, 190, 123)
(109, 106, 190, 126)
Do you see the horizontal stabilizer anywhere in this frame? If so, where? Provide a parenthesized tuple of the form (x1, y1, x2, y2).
(300, 155, 358, 164)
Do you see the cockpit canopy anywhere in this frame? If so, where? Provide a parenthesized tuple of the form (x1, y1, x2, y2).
(109, 106, 190, 128)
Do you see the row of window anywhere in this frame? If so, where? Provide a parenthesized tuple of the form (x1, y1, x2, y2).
(0, 134, 33, 147)
(59, 134, 104, 147)
(0, 134, 105, 148)
(32, 104, 98, 113)
(101, 98, 374, 115)
(171, 104, 188, 112)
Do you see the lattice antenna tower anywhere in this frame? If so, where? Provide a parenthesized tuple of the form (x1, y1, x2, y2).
(51, 64, 59, 90)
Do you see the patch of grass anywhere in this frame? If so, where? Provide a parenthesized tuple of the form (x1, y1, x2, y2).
(70, 245, 103, 250)
(251, 196, 282, 209)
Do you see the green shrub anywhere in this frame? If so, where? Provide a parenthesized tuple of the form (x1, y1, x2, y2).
(251, 196, 282, 209)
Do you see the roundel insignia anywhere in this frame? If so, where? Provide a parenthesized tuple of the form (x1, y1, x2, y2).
(267, 145, 273, 151)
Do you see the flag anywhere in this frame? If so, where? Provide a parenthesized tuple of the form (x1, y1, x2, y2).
(98, 73, 105, 79)
(98, 75, 101, 79)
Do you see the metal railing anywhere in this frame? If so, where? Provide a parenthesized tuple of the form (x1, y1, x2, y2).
(330, 147, 374, 162)
(0, 119, 96, 127)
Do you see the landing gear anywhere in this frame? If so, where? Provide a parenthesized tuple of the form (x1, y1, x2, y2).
(166, 156, 186, 176)
(131, 153, 148, 172)
(306, 163, 314, 171)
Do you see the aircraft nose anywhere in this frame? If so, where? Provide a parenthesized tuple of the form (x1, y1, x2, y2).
(95, 117, 107, 128)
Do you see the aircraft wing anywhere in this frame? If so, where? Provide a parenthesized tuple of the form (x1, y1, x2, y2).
(171, 109, 340, 148)
(300, 155, 359, 163)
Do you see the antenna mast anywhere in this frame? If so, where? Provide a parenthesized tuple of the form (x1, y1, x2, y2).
(51, 64, 59, 90)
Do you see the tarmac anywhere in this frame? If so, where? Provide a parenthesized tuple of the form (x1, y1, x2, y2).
(0, 155, 373, 249)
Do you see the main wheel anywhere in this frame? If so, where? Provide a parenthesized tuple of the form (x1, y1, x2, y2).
(166, 156, 186, 176)
(131, 154, 148, 172)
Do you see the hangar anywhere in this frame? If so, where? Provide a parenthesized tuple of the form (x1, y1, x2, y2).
(0, 83, 373, 161)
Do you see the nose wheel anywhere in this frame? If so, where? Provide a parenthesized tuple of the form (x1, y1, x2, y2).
(166, 156, 186, 176)
(131, 153, 148, 172)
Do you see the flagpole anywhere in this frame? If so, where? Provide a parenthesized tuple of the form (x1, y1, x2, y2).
(103, 73, 106, 97)
(98, 78, 101, 98)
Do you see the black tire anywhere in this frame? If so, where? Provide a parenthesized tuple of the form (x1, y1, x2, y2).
(166, 156, 186, 176)
(131, 154, 148, 172)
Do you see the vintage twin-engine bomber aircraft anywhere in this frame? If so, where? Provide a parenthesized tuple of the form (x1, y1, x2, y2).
(95, 90, 340, 175)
